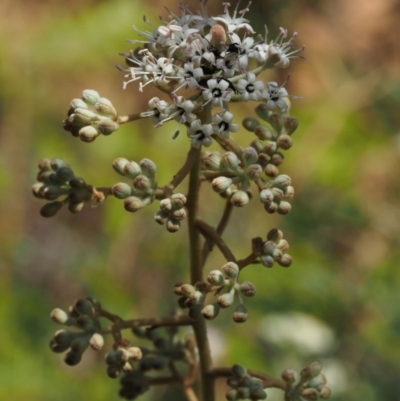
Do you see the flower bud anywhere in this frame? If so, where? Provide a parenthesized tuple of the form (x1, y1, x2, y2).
(171, 193, 186, 207)
(270, 152, 284, 165)
(250, 140, 264, 154)
(301, 363, 322, 381)
(89, 333, 104, 350)
(207, 270, 225, 286)
(38, 158, 52, 171)
(277, 134, 293, 150)
(212, 176, 232, 193)
(70, 98, 88, 110)
(264, 202, 278, 214)
(201, 303, 220, 320)
(79, 126, 99, 142)
(160, 198, 172, 211)
(95, 97, 117, 119)
(155, 210, 169, 225)
(140, 158, 157, 179)
(217, 290, 235, 308)
(172, 208, 186, 221)
(264, 140, 277, 154)
(97, 119, 119, 135)
(254, 124, 273, 140)
(70, 335, 90, 353)
(242, 117, 259, 132)
(112, 182, 132, 199)
(124, 196, 144, 212)
(301, 388, 320, 400)
(281, 369, 297, 383)
(261, 254, 274, 267)
(40, 185, 66, 201)
(40, 201, 63, 217)
(73, 108, 99, 125)
(283, 116, 299, 135)
(180, 284, 196, 296)
(285, 185, 294, 198)
(230, 190, 249, 207)
(278, 201, 291, 215)
(68, 201, 85, 214)
(239, 281, 256, 297)
(64, 350, 82, 366)
(49, 338, 70, 353)
(232, 304, 248, 323)
(166, 218, 181, 233)
(273, 174, 291, 188)
(56, 167, 74, 182)
(276, 239, 289, 251)
(320, 386, 331, 399)
(51, 308, 73, 325)
(81, 89, 100, 105)
(279, 254, 293, 268)
(237, 387, 250, 399)
(112, 157, 129, 176)
(124, 161, 141, 180)
(50, 158, 67, 172)
(243, 147, 258, 165)
(54, 329, 75, 346)
(265, 164, 279, 177)
(132, 174, 151, 192)
(186, 290, 204, 307)
(232, 364, 247, 377)
(203, 151, 221, 170)
(107, 364, 121, 378)
(221, 152, 240, 171)
(69, 177, 86, 189)
(222, 262, 239, 280)
(255, 103, 272, 122)
(259, 189, 274, 205)
(245, 164, 262, 180)
(267, 228, 283, 242)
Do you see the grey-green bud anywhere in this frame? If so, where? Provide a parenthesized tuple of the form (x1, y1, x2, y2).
(140, 159, 157, 179)
(212, 176, 233, 193)
(79, 126, 99, 143)
(232, 304, 248, 323)
(201, 303, 220, 320)
(239, 281, 256, 297)
(207, 270, 225, 286)
(242, 117, 259, 132)
(124, 161, 142, 180)
(97, 119, 119, 135)
(95, 97, 117, 119)
(81, 89, 100, 105)
(124, 196, 144, 212)
(222, 262, 239, 280)
(40, 201, 63, 217)
(112, 158, 129, 176)
(230, 190, 249, 207)
(112, 182, 132, 199)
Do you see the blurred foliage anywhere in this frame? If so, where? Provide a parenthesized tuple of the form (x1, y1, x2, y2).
(1, 0, 399, 400)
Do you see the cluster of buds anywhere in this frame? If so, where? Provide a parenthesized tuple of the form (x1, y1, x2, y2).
(210, 148, 261, 207)
(282, 361, 331, 400)
(244, 104, 299, 178)
(49, 298, 104, 366)
(202, 262, 255, 323)
(154, 193, 187, 233)
(32, 158, 105, 217)
(174, 262, 256, 323)
(63, 89, 119, 142)
(253, 229, 293, 268)
(226, 364, 267, 401)
(112, 158, 157, 212)
(105, 340, 143, 378)
(259, 174, 294, 214)
(132, 325, 191, 371)
(173, 282, 207, 320)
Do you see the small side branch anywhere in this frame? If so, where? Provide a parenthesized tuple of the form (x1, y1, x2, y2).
(195, 218, 236, 263)
(117, 113, 143, 124)
(210, 367, 286, 390)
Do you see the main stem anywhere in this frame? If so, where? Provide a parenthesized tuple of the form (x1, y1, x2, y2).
(187, 105, 214, 401)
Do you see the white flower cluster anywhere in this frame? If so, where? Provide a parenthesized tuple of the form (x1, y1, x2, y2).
(120, 2, 303, 148)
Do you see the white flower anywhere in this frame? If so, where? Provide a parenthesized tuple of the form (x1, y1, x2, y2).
(212, 111, 238, 139)
(187, 120, 213, 149)
(236, 73, 266, 101)
(202, 78, 233, 108)
(268, 28, 305, 68)
(262, 82, 289, 112)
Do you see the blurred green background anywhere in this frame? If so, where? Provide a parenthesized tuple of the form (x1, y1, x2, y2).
(1, 0, 399, 400)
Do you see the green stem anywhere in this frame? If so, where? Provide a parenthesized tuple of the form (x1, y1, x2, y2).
(187, 105, 214, 401)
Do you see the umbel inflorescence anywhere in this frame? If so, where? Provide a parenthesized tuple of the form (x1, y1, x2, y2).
(33, 2, 331, 401)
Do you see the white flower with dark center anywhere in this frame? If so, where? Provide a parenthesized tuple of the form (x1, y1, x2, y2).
(167, 96, 196, 124)
(212, 111, 239, 139)
(236, 73, 266, 101)
(252, 42, 270, 63)
(188, 120, 213, 149)
(213, 2, 255, 34)
(202, 79, 233, 108)
(165, 26, 200, 58)
(262, 82, 289, 112)
(176, 62, 204, 91)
